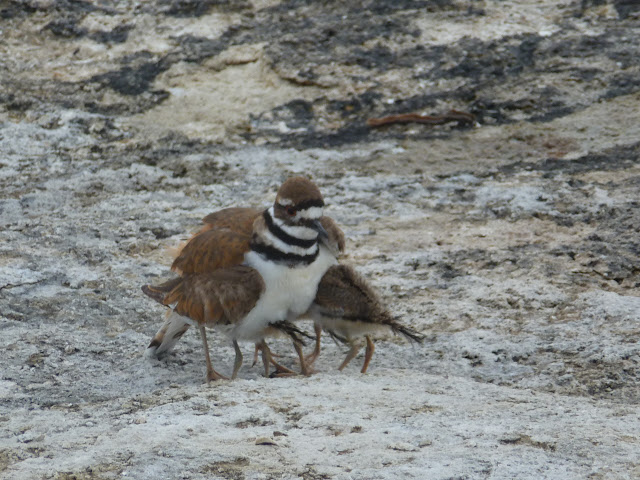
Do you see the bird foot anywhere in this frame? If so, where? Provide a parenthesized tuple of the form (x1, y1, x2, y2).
(268, 362, 298, 378)
(269, 370, 298, 378)
(304, 352, 319, 368)
(253, 345, 282, 367)
(206, 369, 229, 382)
(300, 365, 316, 376)
(269, 363, 315, 377)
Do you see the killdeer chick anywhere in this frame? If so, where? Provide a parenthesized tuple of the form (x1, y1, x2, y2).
(306, 264, 424, 373)
(142, 177, 343, 380)
(301, 218, 345, 367)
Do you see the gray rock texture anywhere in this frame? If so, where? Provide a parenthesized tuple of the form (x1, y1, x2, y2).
(1, 0, 640, 478)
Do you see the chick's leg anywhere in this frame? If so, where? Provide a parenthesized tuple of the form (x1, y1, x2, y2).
(360, 335, 375, 374)
(231, 340, 243, 380)
(338, 341, 361, 371)
(293, 340, 312, 376)
(256, 340, 298, 377)
(304, 323, 323, 367)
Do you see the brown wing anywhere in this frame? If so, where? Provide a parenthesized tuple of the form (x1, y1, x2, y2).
(171, 207, 262, 275)
(202, 207, 262, 235)
(164, 266, 265, 326)
(172, 229, 251, 274)
(319, 216, 346, 256)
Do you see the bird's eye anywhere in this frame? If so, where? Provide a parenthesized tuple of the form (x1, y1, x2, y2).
(285, 206, 297, 216)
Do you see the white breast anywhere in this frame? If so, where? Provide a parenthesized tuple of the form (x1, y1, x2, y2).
(235, 246, 337, 341)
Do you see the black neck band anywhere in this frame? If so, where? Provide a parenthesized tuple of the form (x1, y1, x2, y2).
(263, 210, 317, 249)
(251, 240, 319, 265)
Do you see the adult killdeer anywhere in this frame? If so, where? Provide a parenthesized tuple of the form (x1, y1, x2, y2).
(306, 264, 424, 373)
(142, 177, 343, 380)
(146, 266, 314, 380)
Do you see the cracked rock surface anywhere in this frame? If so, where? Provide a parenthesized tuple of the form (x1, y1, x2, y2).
(1, 1, 640, 479)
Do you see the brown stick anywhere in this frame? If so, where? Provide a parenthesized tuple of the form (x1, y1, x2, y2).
(367, 109, 476, 127)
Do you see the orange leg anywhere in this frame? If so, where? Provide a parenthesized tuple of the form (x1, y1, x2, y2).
(199, 325, 228, 382)
(252, 343, 261, 367)
(304, 323, 323, 367)
(231, 340, 243, 380)
(257, 340, 297, 377)
(253, 342, 283, 367)
(293, 340, 312, 376)
(360, 335, 375, 374)
(258, 340, 271, 377)
(338, 341, 361, 371)
(269, 351, 298, 377)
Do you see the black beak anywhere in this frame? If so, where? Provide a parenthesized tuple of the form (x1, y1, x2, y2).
(311, 219, 329, 242)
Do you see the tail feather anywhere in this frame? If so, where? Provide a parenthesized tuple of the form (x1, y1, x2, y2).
(163, 281, 184, 307)
(271, 320, 314, 346)
(145, 310, 192, 358)
(326, 329, 349, 346)
(141, 277, 182, 305)
(387, 318, 424, 344)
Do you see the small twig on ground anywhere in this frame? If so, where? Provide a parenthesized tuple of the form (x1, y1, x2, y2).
(367, 109, 476, 128)
(0, 280, 43, 292)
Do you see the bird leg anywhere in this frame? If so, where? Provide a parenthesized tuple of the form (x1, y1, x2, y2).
(256, 340, 297, 377)
(231, 340, 243, 380)
(293, 340, 312, 376)
(304, 323, 323, 367)
(252, 343, 282, 367)
(338, 341, 362, 371)
(361, 335, 375, 374)
(269, 354, 298, 377)
(259, 340, 271, 377)
(252, 343, 260, 367)
(199, 325, 228, 382)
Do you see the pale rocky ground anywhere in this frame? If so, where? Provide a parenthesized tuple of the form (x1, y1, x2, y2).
(1, 0, 640, 479)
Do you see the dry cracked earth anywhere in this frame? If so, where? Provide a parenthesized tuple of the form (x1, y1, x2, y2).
(1, 0, 640, 479)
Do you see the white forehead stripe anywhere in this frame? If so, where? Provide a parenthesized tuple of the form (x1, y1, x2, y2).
(277, 198, 293, 206)
(294, 206, 323, 221)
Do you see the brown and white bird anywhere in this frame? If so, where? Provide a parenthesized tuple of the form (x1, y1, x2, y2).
(145, 266, 313, 380)
(306, 264, 424, 373)
(142, 177, 343, 380)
